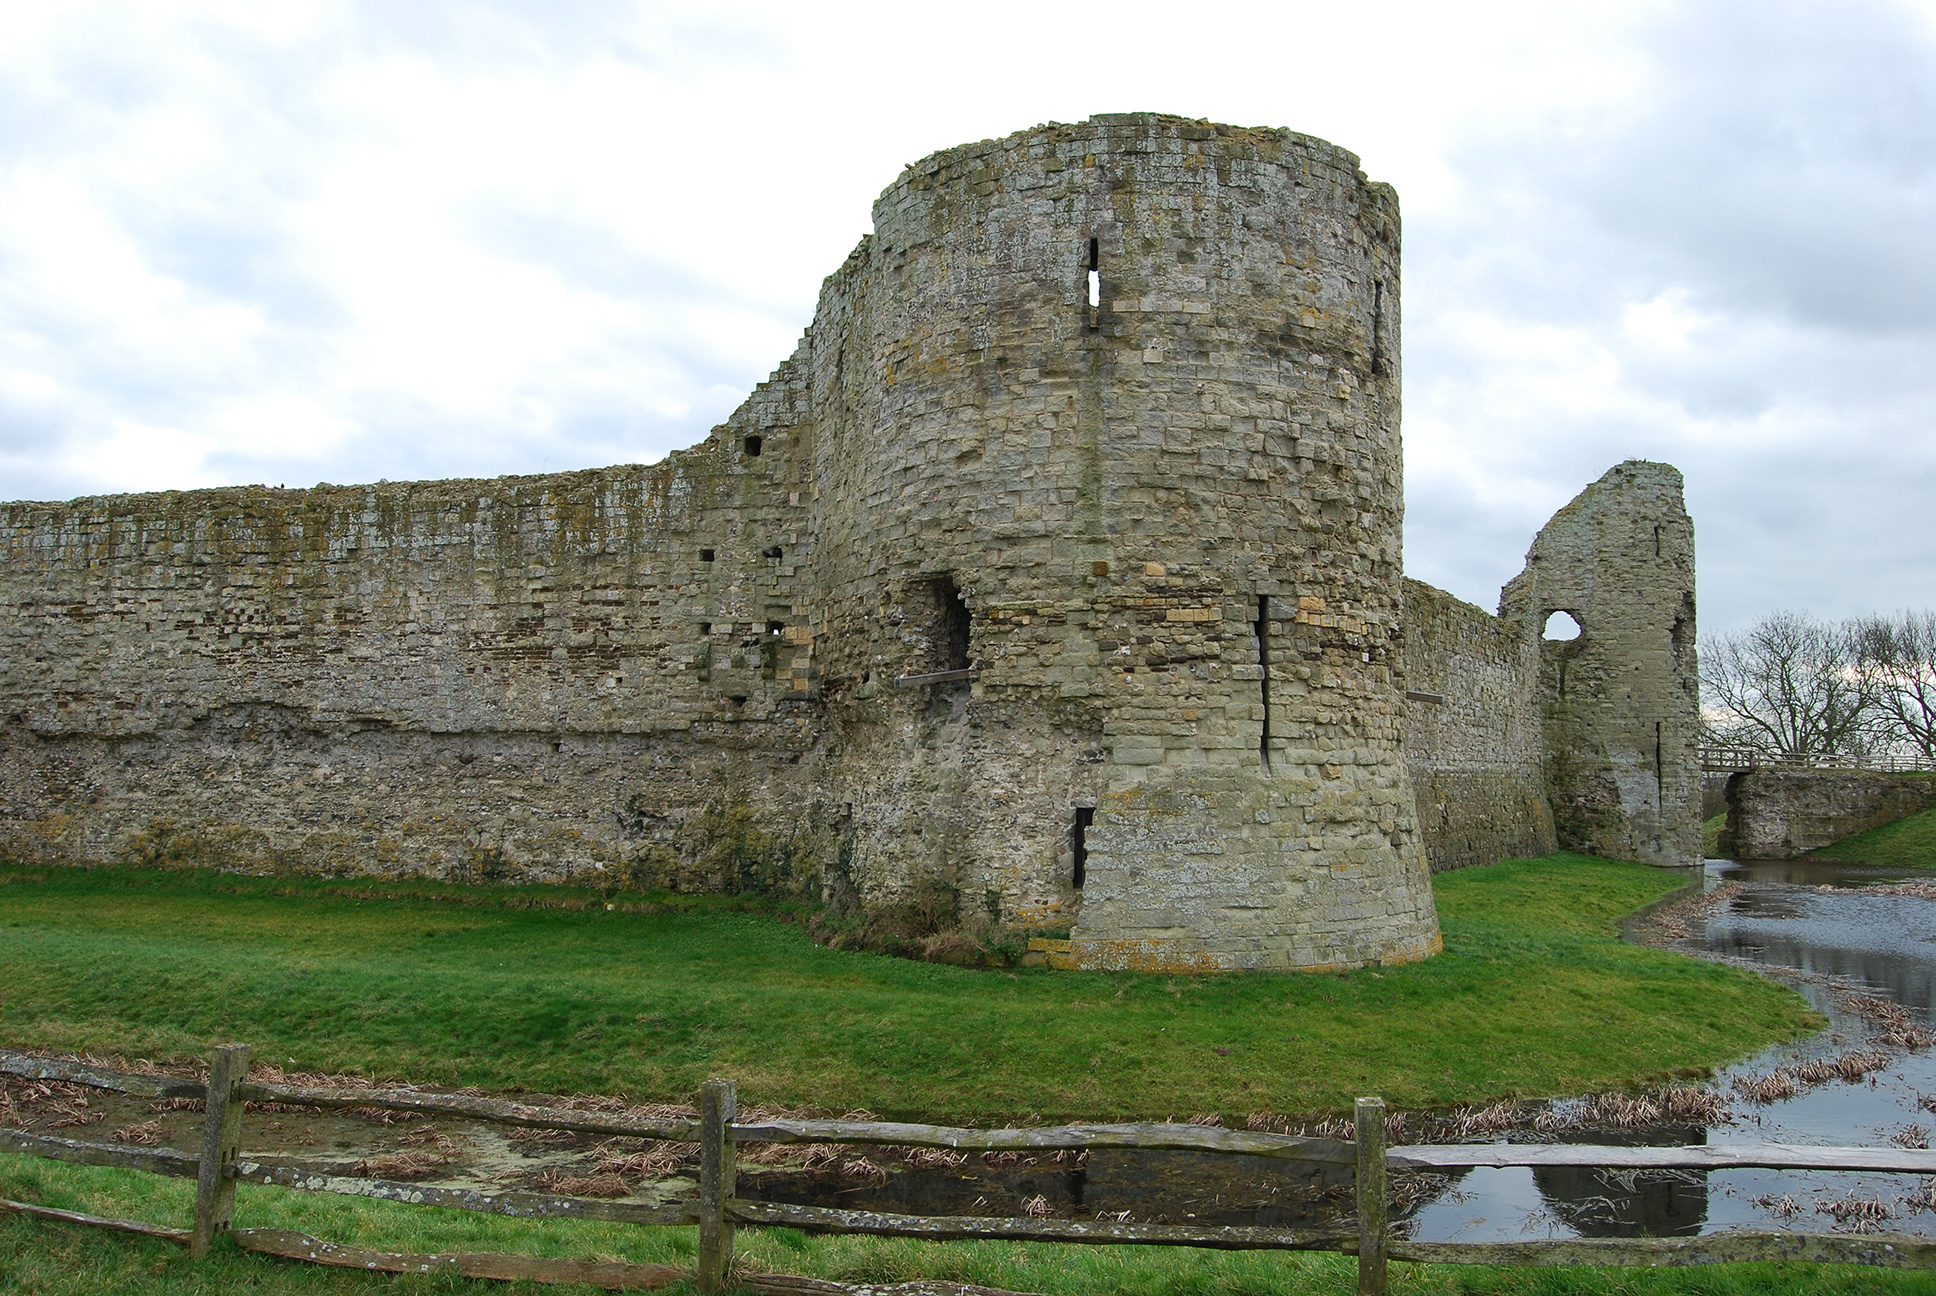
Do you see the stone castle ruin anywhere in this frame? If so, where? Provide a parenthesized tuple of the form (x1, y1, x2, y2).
(0, 115, 1701, 971)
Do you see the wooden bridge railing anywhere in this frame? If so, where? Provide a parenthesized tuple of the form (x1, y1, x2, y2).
(6, 1048, 1936, 1294)
(1702, 747, 1936, 773)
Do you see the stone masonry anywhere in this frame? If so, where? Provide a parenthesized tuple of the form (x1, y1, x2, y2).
(0, 115, 1702, 970)
(1719, 769, 1936, 858)
(1400, 579, 1556, 871)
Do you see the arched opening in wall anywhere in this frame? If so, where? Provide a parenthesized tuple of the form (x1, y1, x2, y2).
(1544, 610, 1585, 700)
(925, 576, 972, 673)
(1072, 807, 1093, 889)
(1543, 611, 1583, 642)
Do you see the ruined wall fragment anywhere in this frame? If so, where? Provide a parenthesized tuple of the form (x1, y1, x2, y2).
(1500, 461, 1702, 866)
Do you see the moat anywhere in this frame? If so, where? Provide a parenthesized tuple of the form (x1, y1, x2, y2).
(8, 858, 1932, 1242)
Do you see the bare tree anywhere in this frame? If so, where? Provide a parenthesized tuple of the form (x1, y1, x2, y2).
(1855, 610, 1936, 759)
(1700, 610, 1876, 757)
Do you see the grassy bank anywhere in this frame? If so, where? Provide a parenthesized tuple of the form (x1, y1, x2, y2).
(1812, 804, 1936, 869)
(0, 854, 1876, 1295)
(0, 854, 1815, 1120)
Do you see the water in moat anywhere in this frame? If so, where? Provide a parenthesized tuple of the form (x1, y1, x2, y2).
(742, 857, 1936, 1241)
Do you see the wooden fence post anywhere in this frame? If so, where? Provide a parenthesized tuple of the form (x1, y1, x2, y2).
(697, 1077, 738, 1294)
(190, 1043, 250, 1258)
(1355, 1096, 1388, 1296)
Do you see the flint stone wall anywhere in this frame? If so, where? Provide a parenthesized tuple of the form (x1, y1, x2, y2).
(1719, 770, 1936, 858)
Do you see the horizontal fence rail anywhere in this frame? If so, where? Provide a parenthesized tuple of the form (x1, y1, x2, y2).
(6, 1047, 1936, 1294)
(727, 1117, 1353, 1163)
(1389, 1141, 1936, 1174)
(728, 1200, 1353, 1251)
(237, 1079, 701, 1143)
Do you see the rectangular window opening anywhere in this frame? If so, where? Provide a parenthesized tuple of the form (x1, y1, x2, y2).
(700, 548, 715, 562)
(1255, 595, 1273, 776)
(1072, 807, 1094, 890)
(743, 435, 763, 458)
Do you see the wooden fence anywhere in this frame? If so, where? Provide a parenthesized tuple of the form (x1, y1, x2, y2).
(6, 1047, 1936, 1294)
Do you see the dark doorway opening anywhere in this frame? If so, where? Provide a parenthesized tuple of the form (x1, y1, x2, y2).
(932, 577, 971, 672)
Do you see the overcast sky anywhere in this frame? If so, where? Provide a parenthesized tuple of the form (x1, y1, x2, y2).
(1, 0, 1930, 635)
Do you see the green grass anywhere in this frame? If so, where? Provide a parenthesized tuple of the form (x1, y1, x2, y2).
(1811, 804, 1936, 869)
(6, 1156, 1933, 1295)
(0, 855, 1817, 1120)
(1704, 813, 1727, 856)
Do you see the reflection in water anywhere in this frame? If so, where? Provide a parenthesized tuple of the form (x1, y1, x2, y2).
(1713, 858, 1935, 890)
(1723, 889, 1808, 921)
(1531, 1165, 1706, 1237)
(1705, 877, 1936, 1015)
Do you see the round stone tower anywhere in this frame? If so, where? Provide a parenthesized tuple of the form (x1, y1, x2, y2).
(806, 113, 1440, 970)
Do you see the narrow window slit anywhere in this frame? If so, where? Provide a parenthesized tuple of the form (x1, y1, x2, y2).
(1086, 238, 1100, 328)
(1072, 807, 1093, 889)
(1255, 595, 1273, 776)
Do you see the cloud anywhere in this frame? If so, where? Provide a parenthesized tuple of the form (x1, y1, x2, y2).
(1401, 0, 1936, 632)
